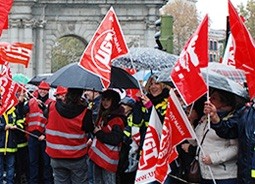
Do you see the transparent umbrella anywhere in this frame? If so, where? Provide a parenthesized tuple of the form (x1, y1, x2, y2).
(112, 47, 178, 71)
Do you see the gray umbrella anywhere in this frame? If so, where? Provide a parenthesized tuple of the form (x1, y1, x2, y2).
(157, 67, 249, 99)
(201, 69, 249, 99)
(112, 47, 178, 71)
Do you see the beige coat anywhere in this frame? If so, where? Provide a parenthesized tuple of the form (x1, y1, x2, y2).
(195, 116, 238, 180)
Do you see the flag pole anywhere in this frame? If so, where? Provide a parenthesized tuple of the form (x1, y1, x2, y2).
(15, 127, 39, 139)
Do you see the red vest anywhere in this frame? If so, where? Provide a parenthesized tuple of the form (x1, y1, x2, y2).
(46, 101, 88, 158)
(88, 116, 124, 172)
(26, 98, 52, 133)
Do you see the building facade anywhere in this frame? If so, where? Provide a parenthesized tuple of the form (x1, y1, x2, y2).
(1, 0, 165, 77)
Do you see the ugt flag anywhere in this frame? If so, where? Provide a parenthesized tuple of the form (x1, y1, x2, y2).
(0, 42, 34, 67)
(0, 0, 13, 36)
(155, 89, 196, 183)
(228, 0, 255, 99)
(135, 107, 163, 184)
(79, 7, 128, 89)
(0, 62, 19, 115)
(171, 15, 208, 105)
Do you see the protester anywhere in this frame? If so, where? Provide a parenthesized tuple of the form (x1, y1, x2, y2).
(204, 91, 254, 184)
(83, 89, 102, 184)
(195, 89, 240, 184)
(15, 89, 29, 184)
(53, 85, 67, 101)
(44, 88, 94, 184)
(127, 75, 171, 183)
(84, 90, 101, 122)
(21, 81, 54, 184)
(88, 89, 125, 184)
(0, 106, 18, 184)
(117, 96, 137, 184)
(179, 96, 206, 183)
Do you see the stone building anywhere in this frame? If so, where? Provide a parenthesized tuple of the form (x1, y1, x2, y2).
(1, 0, 165, 77)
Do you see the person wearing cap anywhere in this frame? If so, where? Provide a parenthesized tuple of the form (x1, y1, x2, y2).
(54, 86, 67, 101)
(88, 89, 126, 184)
(20, 80, 54, 184)
(44, 88, 94, 184)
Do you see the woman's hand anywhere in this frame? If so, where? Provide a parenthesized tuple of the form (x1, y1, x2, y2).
(204, 101, 220, 123)
(181, 143, 190, 153)
(202, 155, 212, 165)
(93, 126, 101, 134)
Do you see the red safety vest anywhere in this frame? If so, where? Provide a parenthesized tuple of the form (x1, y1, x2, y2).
(88, 117, 124, 172)
(26, 98, 52, 133)
(45, 101, 88, 158)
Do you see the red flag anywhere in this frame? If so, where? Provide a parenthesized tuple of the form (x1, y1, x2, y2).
(171, 15, 208, 105)
(79, 7, 128, 89)
(0, 42, 33, 67)
(0, 62, 19, 115)
(155, 89, 196, 183)
(135, 107, 162, 184)
(228, 0, 255, 99)
(0, 0, 13, 35)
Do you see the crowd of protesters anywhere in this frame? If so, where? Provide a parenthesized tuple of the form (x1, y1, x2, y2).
(0, 72, 255, 184)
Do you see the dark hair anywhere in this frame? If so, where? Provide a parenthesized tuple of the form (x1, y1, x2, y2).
(65, 88, 84, 105)
(210, 88, 246, 109)
(101, 89, 120, 109)
(96, 89, 121, 123)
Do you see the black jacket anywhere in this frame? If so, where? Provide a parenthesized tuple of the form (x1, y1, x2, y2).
(211, 105, 255, 184)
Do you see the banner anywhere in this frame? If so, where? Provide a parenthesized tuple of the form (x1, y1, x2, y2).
(135, 107, 163, 184)
(155, 89, 196, 183)
(0, 62, 19, 115)
(0, 0, 13, 36)
(228, 0, 255, 99)
(170, 15, 208, 105)
(0, 42, 33, 67)
(79, 6, 128, 88)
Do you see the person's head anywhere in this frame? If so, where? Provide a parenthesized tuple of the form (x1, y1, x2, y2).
(145, 75, 166, 97)
(65, 88, 84, 105)
(54, 86, 67, 101)
(84, 90, 100, 102)
(187, 95, 206, 126)
(38, 81, 50, 97)
(100, 89, 121, 111)
(120, 96, 136, 116)
(209, 89, 237, 112)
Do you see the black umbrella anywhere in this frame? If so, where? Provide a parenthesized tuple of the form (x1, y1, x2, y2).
(112, 47, 178, 70)
(46, 62, 140, 91)
(28, 73, 52, 86)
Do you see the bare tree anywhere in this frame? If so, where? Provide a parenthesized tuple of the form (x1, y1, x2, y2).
(160, 0, 199, 55)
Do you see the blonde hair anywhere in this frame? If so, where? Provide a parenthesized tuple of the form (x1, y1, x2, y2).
(145, 75, 166, 94)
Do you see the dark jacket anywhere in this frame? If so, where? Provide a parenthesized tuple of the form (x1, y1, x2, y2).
(211, 105, 255, 184)
(0, 107, 18, 154)
(94, 105, 126, 146)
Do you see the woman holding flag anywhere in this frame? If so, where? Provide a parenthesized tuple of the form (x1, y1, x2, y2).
(197, 89, 246, 184)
